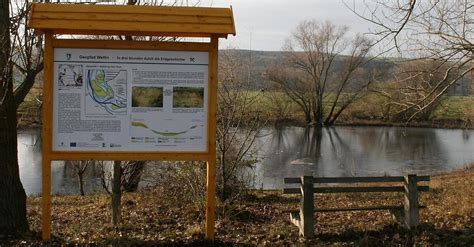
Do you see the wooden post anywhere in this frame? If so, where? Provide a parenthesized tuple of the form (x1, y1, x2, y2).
(41, 157, 52, 241)
(205, 34, 219, 241)
(300, 176, 314, 238)
(41, 32, 53, 242)
(404, 174, 419, 229)
(111, 161, 122, 225)
(205, 159, 217, 240)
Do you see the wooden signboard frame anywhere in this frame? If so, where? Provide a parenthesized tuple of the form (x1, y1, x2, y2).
(28, 3, 235, 242)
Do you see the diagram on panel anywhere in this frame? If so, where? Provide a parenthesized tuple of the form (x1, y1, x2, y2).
(85, 69, 127, 115)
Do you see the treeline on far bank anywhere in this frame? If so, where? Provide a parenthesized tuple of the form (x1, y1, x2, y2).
(17, 87, 474, 130)
(221, 90, 474, 129)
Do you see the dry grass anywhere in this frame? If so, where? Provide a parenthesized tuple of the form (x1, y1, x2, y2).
(1, 166, 473, 246)
(427, 165, 474, 216)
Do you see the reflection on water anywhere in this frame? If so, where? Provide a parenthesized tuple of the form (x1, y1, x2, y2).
(18, 126, 474, 195)
(254, 126, 474, 189)
(18, 129, 42, 195)
(18, 129, 103, 196)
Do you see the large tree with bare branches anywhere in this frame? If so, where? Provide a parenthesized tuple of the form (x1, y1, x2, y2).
(0, 0, 44, 233)
(349, 0, 473, 122)
(267, 20, 374, 126)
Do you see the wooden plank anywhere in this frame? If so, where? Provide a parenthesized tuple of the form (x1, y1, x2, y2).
(287, 205, 426, 213)
(32, 3, 233, 17)
(284, 176, 430, 184)
(416, 176, 430, 182)
(41, 32, 54, 242)
(418, 186, 429, 192)
(284, 186, 428, 194)
(46, 29, 227, 38)
(284, 177, 301, 184)
(32, 12, 234, 24)
(29, 19, 235, 35)
(283, 188, 301, 194)
(52, 39, 212, 52)
(314, 176, 405, 183)
(29, 4, 236, 37)
(48, 152, 211, 161)
(314, 186, 405, 193)
(315, 205, 403, 212)
(285, 176, 406, 184)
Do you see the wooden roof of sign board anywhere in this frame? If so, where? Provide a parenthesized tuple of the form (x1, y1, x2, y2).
(28, 3, 236, 38)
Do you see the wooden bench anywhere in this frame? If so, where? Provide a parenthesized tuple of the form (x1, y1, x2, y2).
(282, 174, 430, 238)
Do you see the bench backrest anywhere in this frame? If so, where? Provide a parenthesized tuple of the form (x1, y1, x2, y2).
(283, 175, 430, 194)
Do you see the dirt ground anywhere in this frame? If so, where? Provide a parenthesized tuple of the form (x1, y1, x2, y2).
(1, 166, 473, 246)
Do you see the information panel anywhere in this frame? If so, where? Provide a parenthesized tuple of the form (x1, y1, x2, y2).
(52, 48, 209, 152)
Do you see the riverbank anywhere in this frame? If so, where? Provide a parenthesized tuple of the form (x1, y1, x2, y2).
(1, 165, 472, 246)
(270, 95, 474, 129)
(16, 90, 474, 130)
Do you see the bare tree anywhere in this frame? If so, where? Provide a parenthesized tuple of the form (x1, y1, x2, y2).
(266, 65, 314, 124)
(267, 20, 374, 126)
(263, 89, 294, 124)
(373, 59, 462, 121)
(95, 160, 145, 225)
(69, 160, 92, 196)
(0, 0, 44, 233)
(217, 49, 266, 201)
(349, 0, 473, 122)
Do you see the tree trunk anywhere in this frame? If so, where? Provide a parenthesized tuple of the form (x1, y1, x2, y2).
(121, 161, 144, 192)
(0, 0, 28, 234)
(111, 161, 122, 225)
(0, 97, 29, 234)
(313, 97, 323, 127)
(304, 110, 312, 124)
(78, 172, 85, 196)
(220, 149, 227, 200)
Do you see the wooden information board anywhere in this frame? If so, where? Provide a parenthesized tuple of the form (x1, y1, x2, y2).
(28, 3, 235, 241)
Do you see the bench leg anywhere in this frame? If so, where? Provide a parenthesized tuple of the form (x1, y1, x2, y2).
(300, 176, 314, 238)
(404, 174, 419, 230)
(390, 207, 404, 225)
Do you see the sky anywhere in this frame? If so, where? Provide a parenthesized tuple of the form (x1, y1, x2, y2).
(202, 0, 378, 51)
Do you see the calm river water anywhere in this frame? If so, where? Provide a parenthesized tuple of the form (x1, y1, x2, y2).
(18, 126, 474, 195)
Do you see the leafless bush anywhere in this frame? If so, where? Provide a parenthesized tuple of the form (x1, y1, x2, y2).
(153, 161, 207, 217)
(68, 160, 93, 196)
(264, 90, 294, 124)
(97, 160, 145, 194)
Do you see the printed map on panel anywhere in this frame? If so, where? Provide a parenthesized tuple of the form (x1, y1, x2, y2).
(85, 69, 127, 115)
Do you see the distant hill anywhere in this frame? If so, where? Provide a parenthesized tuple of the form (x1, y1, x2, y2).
(219, 49, 472, 95)
(219, 49, 397, 90)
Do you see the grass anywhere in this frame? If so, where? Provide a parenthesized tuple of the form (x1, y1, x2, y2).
(2, 165, 472, 245)
(254, 91, 474, 128)
(431, 96, 474, 121)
